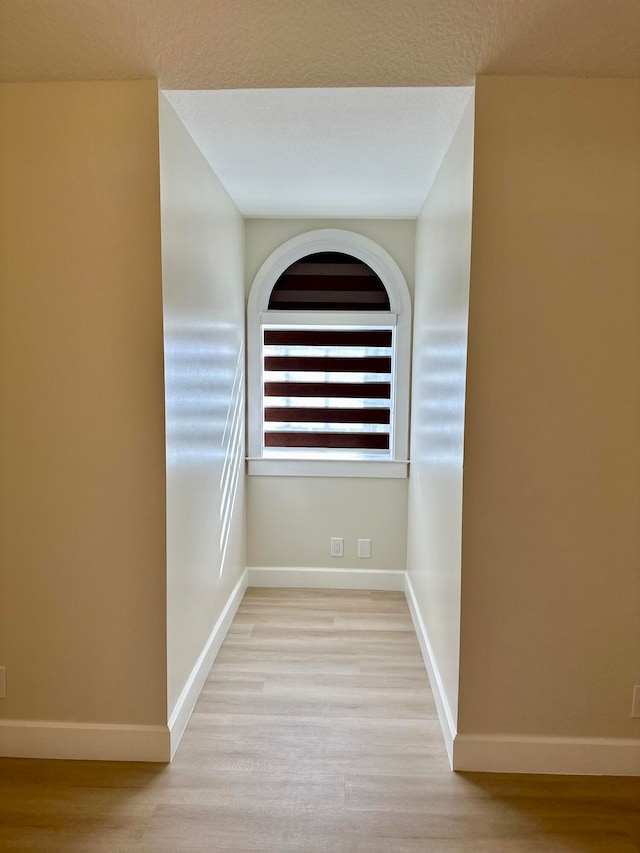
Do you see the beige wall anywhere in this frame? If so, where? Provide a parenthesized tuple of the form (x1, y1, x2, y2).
(159, 95, 246, 716)
(407, 97, 475, 724)
(0, 81, 167, 725)
(245, 218, 416, 299)
(245, 218, 414, 571)
(247, 476, 408, 570)
(459, 77, 640, 739)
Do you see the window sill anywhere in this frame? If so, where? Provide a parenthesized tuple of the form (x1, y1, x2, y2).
(247, 458, 409, 478)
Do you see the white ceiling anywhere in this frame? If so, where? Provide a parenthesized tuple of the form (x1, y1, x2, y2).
(165, 87, 473, 217)
(2, 0, 637, 218)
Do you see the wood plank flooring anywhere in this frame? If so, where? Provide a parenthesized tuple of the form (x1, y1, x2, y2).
(1, 587, 639, 851)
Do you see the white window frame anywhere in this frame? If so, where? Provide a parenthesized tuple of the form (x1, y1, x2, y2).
(247, 230, 411, 478)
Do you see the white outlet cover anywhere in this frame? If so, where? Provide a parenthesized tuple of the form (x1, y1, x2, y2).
(632, 685, 640, 718)
(0, 667, 6, 699)
(358, 539, 372, 559)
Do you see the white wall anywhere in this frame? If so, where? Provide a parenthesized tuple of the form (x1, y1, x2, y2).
(159, 95, 246, 717)
(245, 219, 414, 571)
(459, 77, 640, 744)
(407, 97, 475, 730)
(0, 81, 167, 727)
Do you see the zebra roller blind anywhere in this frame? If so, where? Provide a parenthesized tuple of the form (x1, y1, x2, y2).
(263, 253, 394, 455)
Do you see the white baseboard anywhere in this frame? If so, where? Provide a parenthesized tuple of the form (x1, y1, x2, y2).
(168, 569, 248, 758)
(247, 566, 405, 591)
(404, 573, 457, 767)
(453, 733, 640, 776)
(7, 565, 636, 776)
(403, 572, 640, 777)
(0, 570, 249, 764)
(0, 720, 170, 762)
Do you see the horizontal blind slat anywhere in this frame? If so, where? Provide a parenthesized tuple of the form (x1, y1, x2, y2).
(264, 406, 391, 424)
(264, 381, 391, 399)
(265, 433, 390, 450)
(284, 263, 377, 277)
(269, 291, 389, 307)
(268, 300, 389, 311)
(264, 329, 392, 347)
(264, 355, 391, 373)
(271, 275, 386, 291)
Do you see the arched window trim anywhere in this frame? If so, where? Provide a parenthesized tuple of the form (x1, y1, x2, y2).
(247, 229, 411, 478)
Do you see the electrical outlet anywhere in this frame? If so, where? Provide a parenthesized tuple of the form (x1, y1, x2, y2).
(330, 537, 344, 557)
(0, 667, 6, 699)
(358, 538, 371, 558)
(632, 686, 640, 718)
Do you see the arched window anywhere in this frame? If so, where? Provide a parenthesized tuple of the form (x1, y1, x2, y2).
(247, 230, 411, 477)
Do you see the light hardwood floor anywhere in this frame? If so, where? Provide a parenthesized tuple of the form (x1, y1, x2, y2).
(1, 587, 639, 851)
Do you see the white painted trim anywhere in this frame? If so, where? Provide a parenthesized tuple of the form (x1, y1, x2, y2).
(168, 569, 248, 758)
(0, 720, 170, 762)
(453, 733, 640, 776)
(247, 229, 412, 469)
(247, 566, 405, 591)
(404, 573, 457, 767)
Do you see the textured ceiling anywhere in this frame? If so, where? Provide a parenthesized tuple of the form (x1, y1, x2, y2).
(165, 88, 472, 217)
(1, 0, 639, 87)
(2, 0, 637, 217)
